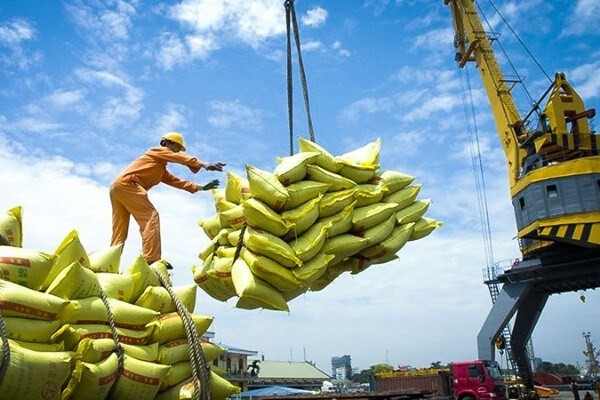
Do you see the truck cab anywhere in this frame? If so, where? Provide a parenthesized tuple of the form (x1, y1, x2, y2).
(452, 360, 507, 400)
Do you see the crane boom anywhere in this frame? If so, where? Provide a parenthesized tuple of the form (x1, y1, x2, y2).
(447, 0, 525, 187)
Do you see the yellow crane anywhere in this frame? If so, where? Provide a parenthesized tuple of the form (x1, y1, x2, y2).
(444, 0, 600, 391)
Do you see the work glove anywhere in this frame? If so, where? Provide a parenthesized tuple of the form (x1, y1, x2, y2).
(205, 162, 226, 172)
(200, 179, 220, 191)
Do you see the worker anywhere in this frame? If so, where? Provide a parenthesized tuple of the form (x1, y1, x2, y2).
(110, 132, 225, 265)
(595, 381, 600, 399)
(583, 392, 593, 400)
(571, 379, 581, 400)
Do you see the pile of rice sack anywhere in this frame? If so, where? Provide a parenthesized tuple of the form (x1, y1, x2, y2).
(195, 138, 442, 311)
(0, 206, 240, 400)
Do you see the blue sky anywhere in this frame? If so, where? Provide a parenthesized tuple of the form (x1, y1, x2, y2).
(1, 0, 599, 373)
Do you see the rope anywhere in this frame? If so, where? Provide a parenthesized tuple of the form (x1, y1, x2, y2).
(284, 0, 316, 156)
(232, 222, 248, 265)
(153, 269, 210, 400)
(0, 308, 10, 384)
(99, 289, 124, 398)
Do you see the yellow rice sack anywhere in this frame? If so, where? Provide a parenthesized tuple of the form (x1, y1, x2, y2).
(216, 246, 236, 258)
(313, 201, 355, 237)
(336, 138, 381, 168)
(227, 229, 241, 247)
(360, 222, 416, 260)
(241, 248, 302, 292)
(160, 361, 192, 391)
(215, 229, 233, 246)
(5, 317, 61, 343)
(274, 151, 319, 185)
(382, 184, 422, 210)
(246, 165, 289, 211)
(319, 189, 357, 217)
(232, 258, 289, 311)
(0, 340, 72, 400)
(243, 227, 302, 267)
(46, 261, 102, 299)
(352, 202, 397, 232)
(199, 236, 218, 261)
(225, 171, 251, 204)
(135, 284, 197, 314)
(198, 214, 222, 239)
(0, 246, 56, 290)
(63, 353, 118, 400)
(290, 221, 332, 262)
(60, 297, 159, 329)
(41, 229, 90, 290)
(298, 137, 342, 172)
(207, 256, 235, 292)
(219, 204, 246, 229)
(0, 279, 68, 320)
(292, 252, 335, 285)
(354, 184, 388, 206)
(0, 206, 22, 247)
(77, 338, 160, 363)
(211, 189, 226, 212)
(322, 234, 369, 264)
(335, 254, 398, 276)
(281, 194, 322, 237)
(395, 199, 431, 224)
(88, 244, 122, 273)
(338, 163, 378, 184)
(125, 255, 162, 302)
(309, 263, 348, 292)
(71, 323, 155, 345)
(306, 164, 356, 192)
(150, 312, 213, 344)
(356, 214, 396, 245)
(157, 371, 241, 400)
(410, 217, 443, 240)
(243, 198, 292, 236)
(192, 262, 235, 302)
(282, 180, 331, 211)
(282, 286, 308, 301)
(158, 339, 226, 365)
(13, 340, 65, 352)
(110, 355, 172, 400)
(379, 170, 415, 193)
(96, 272, 137, 303)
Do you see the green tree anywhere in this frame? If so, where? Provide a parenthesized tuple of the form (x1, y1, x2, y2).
(371, 363, 394, 374)
(535, 362, 580, 375)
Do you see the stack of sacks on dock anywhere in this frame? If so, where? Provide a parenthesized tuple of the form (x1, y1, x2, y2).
(0, 207, 239, 400)
(194, 138, 442, 311)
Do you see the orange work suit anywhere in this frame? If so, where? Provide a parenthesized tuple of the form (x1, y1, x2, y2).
(110, 147, 204, 262)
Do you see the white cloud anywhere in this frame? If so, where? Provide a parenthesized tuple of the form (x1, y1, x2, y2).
(207, 99, 263, 129)
(156, 29, 220, 70)
(74, 68, 144, 129)
(155, 104, 191, 137)
(301, 7, 328, 27)
(65, 0, 138, 42)
(561, 0, 600, 36)
(411, 27, 453, 52)
(0, 18, 40, 70)
(403, 93, 460, 122)
(340, 97, 394, 120)
(569, 60, 600, 99)
(44, 89, 85, 108)
(302, 40, 323, 52)
(331, 40, 351, 57)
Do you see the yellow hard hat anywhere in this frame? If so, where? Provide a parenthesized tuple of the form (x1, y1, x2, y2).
(162, 132, 186, 151)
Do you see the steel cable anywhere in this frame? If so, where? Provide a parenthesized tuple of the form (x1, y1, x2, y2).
(284, 0, 316, 156)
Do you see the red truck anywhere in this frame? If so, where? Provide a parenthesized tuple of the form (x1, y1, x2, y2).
(375, 360, 508, 400)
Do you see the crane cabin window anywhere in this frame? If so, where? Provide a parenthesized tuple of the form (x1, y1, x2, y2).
(546, 185, 558, 198)
(519, 197, 526, 210)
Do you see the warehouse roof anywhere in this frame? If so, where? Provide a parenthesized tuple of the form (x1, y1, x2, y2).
(257, 361, 331, 380)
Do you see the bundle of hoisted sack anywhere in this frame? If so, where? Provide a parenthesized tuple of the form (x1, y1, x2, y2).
(0, 206, 240, 400)
(195, 138, 442, 311)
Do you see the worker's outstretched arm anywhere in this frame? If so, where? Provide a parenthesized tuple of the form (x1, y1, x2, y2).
(151, 147, 204, 173)
(161, 171, 200, 193)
